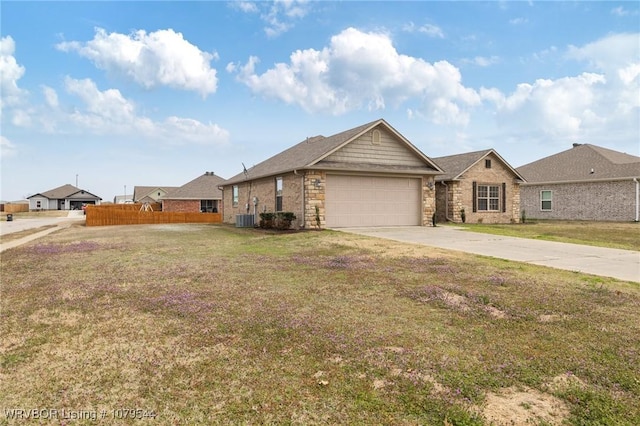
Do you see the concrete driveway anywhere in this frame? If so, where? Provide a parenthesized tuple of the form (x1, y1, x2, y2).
(0, 211, 85, 252)
(338, 226, 640, 283)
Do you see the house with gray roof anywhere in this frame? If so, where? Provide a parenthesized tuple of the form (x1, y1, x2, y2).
(433, 149, 526, 224)
(161, 172, 225, 213)
(27, 184, 102, 211)
(133, 186, 178, 204)
(221, 119, 443, 228)
(517, 143, 640, 221)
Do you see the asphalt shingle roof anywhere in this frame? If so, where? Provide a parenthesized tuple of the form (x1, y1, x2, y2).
(517, 144, 640, 183)
(223, 119, 441, 185)
(164, 173, 225, 199)
(432, 149, 525, 182)
(29, 184, 101, 200)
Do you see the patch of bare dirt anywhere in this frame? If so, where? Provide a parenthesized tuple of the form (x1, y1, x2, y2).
(482, 386, 569, 426)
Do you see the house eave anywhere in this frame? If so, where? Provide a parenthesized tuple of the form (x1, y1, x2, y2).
(520, 176, 640, 186)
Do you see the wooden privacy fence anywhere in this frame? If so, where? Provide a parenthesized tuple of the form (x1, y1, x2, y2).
(1, 204, 30, 213)
(85, 204, 221, 226)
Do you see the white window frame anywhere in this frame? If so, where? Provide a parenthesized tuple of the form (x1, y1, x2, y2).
(275, 177, 283, 212)
(232, 185, 239, 206)
(477, 184, 500, 211)
(540, 190, 552, 211)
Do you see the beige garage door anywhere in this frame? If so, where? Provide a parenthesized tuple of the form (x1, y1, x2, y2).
(325, 175, 422, 227)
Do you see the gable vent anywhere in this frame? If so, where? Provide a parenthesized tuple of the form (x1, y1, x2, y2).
(372, 129, 381, 145)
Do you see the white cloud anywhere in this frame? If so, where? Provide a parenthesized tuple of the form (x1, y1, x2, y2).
(462, 56, 500, 67)
(42, 86, 59, 108)
(13, 77, 228, 145)
(0, 36, 27, 111)
(509, 17, 528, 25)
(232, 0, 310, 37)
(566, 33, 640, 73)
(231, 27, 480, 125)
(56, 28, 218, 97)
(610, 6, 634, 17)
(0, 135, 17, 158)
(403, 22, 445, 38)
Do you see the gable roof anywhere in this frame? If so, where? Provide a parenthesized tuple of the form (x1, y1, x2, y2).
(433, 149, 526, 182)
(223, 119, 443, 185)
(133, 186, 179, 201)
(163, 172, 225, 200)
(27, 184, 101, 200)
(517, 143, 640, 183)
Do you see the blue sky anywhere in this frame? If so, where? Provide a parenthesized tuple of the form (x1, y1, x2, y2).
(1, 1, 639, 202)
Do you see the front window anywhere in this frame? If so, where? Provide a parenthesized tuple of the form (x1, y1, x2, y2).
(477, 184, 500, 211)
(541, 190, 552, 211)
(276, 177, 283, 211)
(201, 200, 217, 213)
(232, 186, 239, 206)
(36, 200, 41, 208)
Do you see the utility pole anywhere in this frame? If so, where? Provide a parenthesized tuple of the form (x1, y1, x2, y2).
(76, 174, 78, 187)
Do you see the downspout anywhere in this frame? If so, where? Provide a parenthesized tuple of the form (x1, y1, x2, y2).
(634, 178, 639, 222)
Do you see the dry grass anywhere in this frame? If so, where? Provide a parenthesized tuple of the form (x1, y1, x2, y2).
(1, 224, 639, 425)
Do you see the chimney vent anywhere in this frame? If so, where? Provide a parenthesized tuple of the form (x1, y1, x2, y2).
(572, 143, 582, 148)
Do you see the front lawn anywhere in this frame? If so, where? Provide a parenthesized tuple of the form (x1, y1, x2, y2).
(455, 220, 640, 251)
(1, 224, 639, 425)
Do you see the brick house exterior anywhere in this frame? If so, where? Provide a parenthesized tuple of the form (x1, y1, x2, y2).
(221, 119, 442, 228)
(518, 144, 640, 222)
(433, 150, 525, 224)
(162, 172, 225, 213)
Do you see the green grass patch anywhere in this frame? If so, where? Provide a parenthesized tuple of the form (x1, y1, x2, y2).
(455, 220, 640, 251)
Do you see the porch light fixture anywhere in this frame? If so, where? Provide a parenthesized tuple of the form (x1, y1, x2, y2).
(426, 181, 434, 190)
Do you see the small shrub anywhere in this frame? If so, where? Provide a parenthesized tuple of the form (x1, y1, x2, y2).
(460, 208, 466, 223)
(259, 212, 275, 229)
(276, 212, 296, 230)
(521, 209, 526, 224)
(315, 205, 321, 229)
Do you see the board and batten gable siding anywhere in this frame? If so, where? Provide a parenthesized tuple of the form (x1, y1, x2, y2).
(321, 128, 425, 167)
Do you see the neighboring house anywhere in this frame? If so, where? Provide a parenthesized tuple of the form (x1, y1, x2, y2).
(161, 172, 225, 213)
(132, 186, 178, 204)
(113, 195, 134, 204)
(221, 119, 443, 228)
(433, 149, 526, 224)
(27, 184, 102, 211)
(517, 143, 640, 222)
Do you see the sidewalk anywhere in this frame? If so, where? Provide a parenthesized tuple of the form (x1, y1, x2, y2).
(0, 211, 85, 253)
(338, 226, 640, 283)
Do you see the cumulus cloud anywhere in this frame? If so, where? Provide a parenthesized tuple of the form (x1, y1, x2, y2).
(232, 0, 310, 37)
(0, 36, 27, 111)
(0, 135, 17, 158)
(59, 77, 229, 144)
(230, 27, 480, 125)
(56, 28, 218, 97)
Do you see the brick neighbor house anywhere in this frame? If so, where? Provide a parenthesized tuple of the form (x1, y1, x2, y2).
(432, 149, 526, 224)
(517, 143, 640, 222)
(161, 172, 225, 213)
(221, 119, 443, 228)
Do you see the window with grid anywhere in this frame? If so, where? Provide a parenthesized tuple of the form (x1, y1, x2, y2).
(275, 177, 283, 211)
(477, 184, 500, 211)
(232, 186, 239, 206)
(541, 190, 552, 210)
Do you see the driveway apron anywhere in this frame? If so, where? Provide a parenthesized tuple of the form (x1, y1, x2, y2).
(338, 226, 640, 283)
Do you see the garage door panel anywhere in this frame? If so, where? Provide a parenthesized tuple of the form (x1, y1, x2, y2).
(326, 175, 421, 227)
